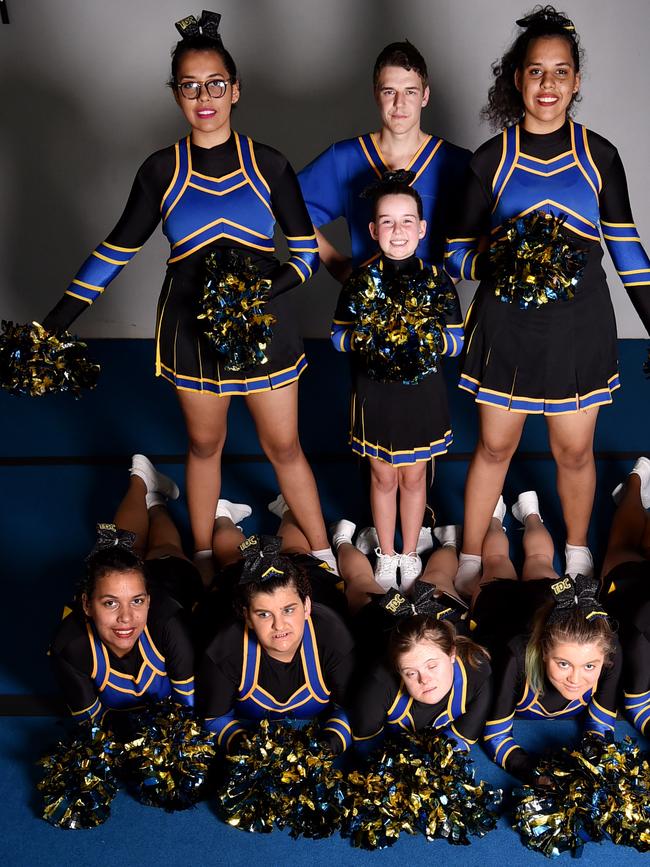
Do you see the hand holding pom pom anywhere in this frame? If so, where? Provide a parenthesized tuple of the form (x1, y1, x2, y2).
(0, 321, 99, 397)
(198, 250, 276, 372)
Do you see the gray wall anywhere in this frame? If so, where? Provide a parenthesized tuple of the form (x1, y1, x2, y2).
(1, 0, 648, 337)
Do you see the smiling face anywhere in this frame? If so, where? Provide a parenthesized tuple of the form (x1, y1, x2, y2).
(544, 640, 605, 701)
(82, 570, 149, 658)
(244, 584, 311, 662)
(370, 192, 426, 260)
(397, 638, 455, 704)
(374, 65, 429, 137)
(173, 49, 240, 147)
(515, 35, 580, 133)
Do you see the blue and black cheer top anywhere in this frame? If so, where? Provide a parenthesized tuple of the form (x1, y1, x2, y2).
(50, 589, 195, 724)
(298, 133, 470, 266)
(349, 654, 492, 753)
(197, 603, 354, 753)
(445, 120, 650, 414)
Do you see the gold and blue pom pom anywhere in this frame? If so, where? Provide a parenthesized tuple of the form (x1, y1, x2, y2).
(0, 320, 99, 397)
(341, 730, 501, 850)
(37, 723, 120, 829)
(513, 736, 650, 857)
(491, 212, 587, 309)
(217, 719, 345, 838)
(344, 264, 457, 384)
(119, 700, 216, 812)
(198, 250, 276, 371)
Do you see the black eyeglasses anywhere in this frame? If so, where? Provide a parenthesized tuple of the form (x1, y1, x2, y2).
(176, 78, 233, 100)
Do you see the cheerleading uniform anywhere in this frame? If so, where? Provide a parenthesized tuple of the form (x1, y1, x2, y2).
(43, 133, 319, 396)
(331, 255, 463, 464)
(349, 655, 491, 753)
(197, 603, 354, 753)
(475, 580, 622, 778)
(603, 561, 650, 736)
(50, 586, 195, 725)
(298, 134, 470, 266)
(446, 120, 650, 414)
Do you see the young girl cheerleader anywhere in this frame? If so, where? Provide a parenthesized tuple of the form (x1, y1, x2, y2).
(49, 456, 199, 727)
(471, 491, 621, 780)
(331, 173, 463, 591)
(601, 458, 650, 736)
(445, 6, 650, 595)
(41, 11, 336, 582)
(195, 499, 354, 753)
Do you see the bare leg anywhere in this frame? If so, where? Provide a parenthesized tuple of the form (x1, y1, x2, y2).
(602, 474, 648, 576)
(398, 462, 427, 553)
(369, 459, 398, 553)
(277, 508, 311, 555)
(113, 476, 149, 557)
(420, 546, 462, 600)
(481, 518, 517, 584)
(337, 543, 384, 612)
(521, 515, 560, 582)
(547, 408, 599, 547)
(462, 405, 527, 555)
(246, 383, 328, 550)
(177, 391, 230, 553)
(145, 505, 188, 561)
(211, 516, 246, 569)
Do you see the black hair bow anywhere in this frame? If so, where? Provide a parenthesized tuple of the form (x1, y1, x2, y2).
(516, 8, 575, 32)
(547, 574, 608, 624)
(238, 534, 286, 585)
(380, 580, 459, 621)
(361, 169, 416, 199)
(175, 10, 222, 40)
(87, 523, 136, 558)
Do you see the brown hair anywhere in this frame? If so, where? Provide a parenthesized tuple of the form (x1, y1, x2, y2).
(373, 40, 428, 89)
(389, 615, 489, 671)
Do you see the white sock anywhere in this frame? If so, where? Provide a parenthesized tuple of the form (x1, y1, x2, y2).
(216, 499, 252, 524)
(311, 547, 339, 576)
(416, 526, 434, 555)
(330, 519, 356, 551)
(565, 544, 594, 578)
(454, 553, 482, 597)
(492, 495, 506, 524)
(512, 491, 541, 525)
(146, 492, 166, 509)
(433, 525, 460, 549)
(268, 493, 289, 518)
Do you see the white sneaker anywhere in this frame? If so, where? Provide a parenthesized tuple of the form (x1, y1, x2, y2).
(399, 552, 423, 592)
(511, 491, 541, 525)
(565, 545, 594, 579)
(131, 454, 180, 500)
(356, 526, 379, 555)
(433, 524, 461, 550)
(416, 527, 434, 555)
(215, 499, 252, 524)
(373, 548, 399, 591)
(492, 495, 506, 523)
(330, 519, 356, 551)
(268, 493, 289, 518)
(613, 457, 650, 508)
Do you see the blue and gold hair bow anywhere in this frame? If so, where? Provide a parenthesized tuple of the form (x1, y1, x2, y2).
(175, 10, 222, 40)
(516, 8, 575, 32)
(87, 523, 136, 558)
(548, 574, 608, 624)
(380, 580, 464, 622)
(361, 169, 416, 200)
(238, 534, 286, 585)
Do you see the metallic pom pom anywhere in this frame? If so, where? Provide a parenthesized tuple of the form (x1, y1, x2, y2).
(198, 250, 276, 371)
(119, 700, 216, 811)
(343, 264, 457, 384)
(0, 320, 99, 397)
(341, 730, 502, 850)
(37, 724, 120, 829)
(217, 719, 345, 838)
(491, 212, 587, 309)
(513, 736, 650, 857)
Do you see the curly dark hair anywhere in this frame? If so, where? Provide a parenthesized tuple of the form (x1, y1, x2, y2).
(482, 5, 584, 130)
(235, 556, 312, 618)
(373, 40, 428, 89)
(80, 546, 147, 600)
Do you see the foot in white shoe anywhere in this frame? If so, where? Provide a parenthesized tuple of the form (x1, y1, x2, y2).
(399, 552, 422, 592)
(433, 525, 462, 550)
(131, 454, 180, 501)
(215, 499, 252, 524)
(373, 548, 399, 591)
(492, 495, 506, 524)
(511, 491, 541, 525)
(268, 493, 289, 519)
(613, 457, 650, 509)
(356, 527, 379, 556)
(330, 519, 356, 551)
(416, 527, 434, 555)
(565, 544, 594, 579)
